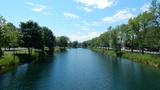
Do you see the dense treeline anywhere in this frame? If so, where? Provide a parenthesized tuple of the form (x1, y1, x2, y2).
(0, 17, 72, 57)
(0, 17, 73, 72)
(85, 0, 160, 55)
(68, 41, 88, 48)
(20, 21, 55, 55)
(0, 18, 55, 56)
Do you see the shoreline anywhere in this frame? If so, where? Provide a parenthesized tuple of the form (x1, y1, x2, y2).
(91, 48, 160, 69)
(0, 47, 62, 73)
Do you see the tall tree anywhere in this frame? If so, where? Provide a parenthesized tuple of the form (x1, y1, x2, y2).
(150, 0, 160, 27)
(110, 28, 120, 53)
(41, 27, 55, 52)
(0, 16, 6, 56)
(150, 0, 160, 54)
(1, 23, 19, 50)
(117, 24, 128, 51)
(137, 12, 154, 54)
(128, 17, 140, 52)
(20, 20, 42, 54)
(125, 26, 135, 52)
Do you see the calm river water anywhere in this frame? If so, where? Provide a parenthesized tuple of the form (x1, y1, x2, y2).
(0, 48, 160, 90)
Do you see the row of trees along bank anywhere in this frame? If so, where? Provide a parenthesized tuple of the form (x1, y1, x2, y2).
(84, 0, 160, 55)
(0, 16, 73, 72)
(0, 16, 72, 58)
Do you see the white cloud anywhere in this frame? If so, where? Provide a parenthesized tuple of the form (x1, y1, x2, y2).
(26, 1, 52, 15)
(63, 12, 80, 19)
(82, 20, 90, 26)
(83, 7, 93, 12)
(77, 6, 93, 12)
(75, 20, 100, 31)
(74, 8, 134, 35)
(75, 0, 117, 12)
(32, 4, 46, 12)
(26, 2, 34, 5)
(140, 3, 150, 12)
(102, 9, 134, 23)
(69, 32, 101, 42)
(75, 24, 89, 31)
(77, 0, 116, 9)
(81, 20, 100, 26)
(90, 21, 100, 26)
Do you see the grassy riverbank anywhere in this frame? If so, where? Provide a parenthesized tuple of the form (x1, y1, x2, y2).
(0, 47, 61, 73)
(0, 53, 20, 72)
(0, 49, 37, 73)
(92, 48, 160, 68)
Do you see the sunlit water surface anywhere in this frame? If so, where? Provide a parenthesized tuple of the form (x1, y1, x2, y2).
(0, 48, 160, 90)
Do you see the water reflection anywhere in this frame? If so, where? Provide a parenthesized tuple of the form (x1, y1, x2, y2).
(0, 55, 55, 90)
(0, 48, 160, 90)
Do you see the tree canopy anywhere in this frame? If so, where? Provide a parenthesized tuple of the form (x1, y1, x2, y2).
(84, 0, 160, 55)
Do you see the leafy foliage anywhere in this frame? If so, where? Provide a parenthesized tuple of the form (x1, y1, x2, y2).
(56, 36, 69, 48)
(85, 0, 160, 55)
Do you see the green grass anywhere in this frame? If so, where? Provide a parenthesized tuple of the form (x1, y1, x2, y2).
(0, 47, 62, 73)
(92, 48, 116, 56)
(0, 48, 38, 73)
(54, 47, 66, 52)
(0, 53, 20, 72)
(0, 53, 19, 66)
(92, 48, 160, 68)
(123, 52, 160, 68)
(54, 47, 61, 52)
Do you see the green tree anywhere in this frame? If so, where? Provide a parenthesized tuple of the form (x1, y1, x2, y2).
(1, 23, 19, 50)
(84, 0, 160, 55)
(128, 17, 141, 52)
(110, 28, 120, 52)
(81, 41, 88, 48)
(72, 41, 79, 48)
(56, 36, 69, 48)
(117, 24, 128, 52)
(99, 32, 109, 49)
(20, 20, 42, 54)
(150, 0, 160, 54)
(137, 12, 154, 54)
(41, 27, 55, 52)
(0, 16, 6, 56)
(150, 0, 160, 27)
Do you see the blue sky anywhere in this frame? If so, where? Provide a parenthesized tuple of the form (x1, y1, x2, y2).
(0, 0, 150, 42)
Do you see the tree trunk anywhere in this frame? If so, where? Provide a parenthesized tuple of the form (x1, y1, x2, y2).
(131, 39, 134, 53)
(9, 47, 10, 51)
(108, 45, 109, 50)
(0, 48, 3, 57)
(28, 48, 31, 55)
(13, 48, 16, 61)
(142, 47, 144, 54)
(131, 47, 133, 53)
(31, 48, 32, 54)
(49, 47, 53, 52)
(42, 47, 45, 52)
